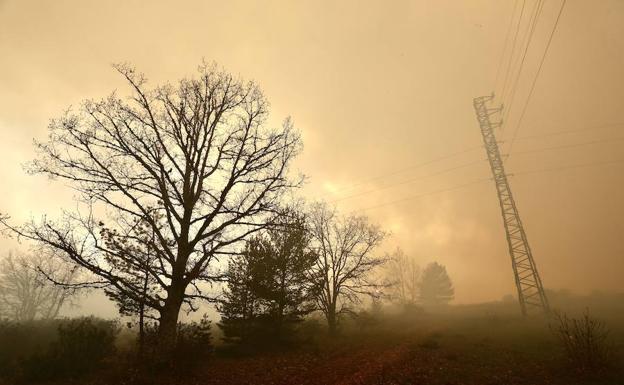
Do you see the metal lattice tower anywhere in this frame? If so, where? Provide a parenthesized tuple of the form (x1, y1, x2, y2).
(473, 94, 549, 316)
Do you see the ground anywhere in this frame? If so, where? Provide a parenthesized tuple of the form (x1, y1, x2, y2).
(180, 311, 623, 385)
(6, 304, 622, 385)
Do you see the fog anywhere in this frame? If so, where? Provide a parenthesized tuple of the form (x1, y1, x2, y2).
(1, 1, 622, 315)
(1, 1, 624, 384)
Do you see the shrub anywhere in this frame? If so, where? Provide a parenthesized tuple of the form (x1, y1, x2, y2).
(0, 319, 59, 379)
(139, 316, 213, 374)
(353, 310, 381, 331)
(174, 315, 213, 369)
(550, 309, 613, 374)
(418, 332, 442, 350)
(22, 317, 119, 381)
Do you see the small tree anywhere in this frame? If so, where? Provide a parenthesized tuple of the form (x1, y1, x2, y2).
(219, 210, 318, 343)
(0, 251, 79, 321)
(256, 210, 318, 337)
(418, 262, 454, 306)
(308, 203, 387, 335)
(218, 238, 265, 344)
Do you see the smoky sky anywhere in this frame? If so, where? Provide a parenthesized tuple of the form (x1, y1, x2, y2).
(0, 0, 623, 308)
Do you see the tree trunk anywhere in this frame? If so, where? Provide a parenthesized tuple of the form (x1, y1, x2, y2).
(157, 240, 189, 351)
(157, 284, 184, 351)
(326, 302, 337, 336)
(138, 266, 149, 356)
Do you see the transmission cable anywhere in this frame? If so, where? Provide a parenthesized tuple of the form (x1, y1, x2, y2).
(513, 122, 624, 141)
(508, 136, 624, 157)
(501, 0, 546, 126)
(323, 122, 623, 200)
(513, 158, 624, 176)
(500, 0, 528, 103)
(321, 145, 482, 198)
(506, 0, 568, 156)
(352, 157, 623, 213)
(330, 158, 486, 203)
(494, 0, 521, 97)
(354, 178, 490, 212)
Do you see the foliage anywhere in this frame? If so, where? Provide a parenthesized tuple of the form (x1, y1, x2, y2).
(219, 210, 318, 345)
(99, 211, 162, 322)
(418, 262, 454, 306)
(26, 317, 118, 380)
(128, 316, 213, 379)
(176, 315, 213, 357)
(0, 319, 59, 378)
(218, 244, 263, 344)
(258, 211, 319, 329)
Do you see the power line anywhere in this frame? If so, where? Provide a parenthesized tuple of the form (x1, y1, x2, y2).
(331, 158, 486, 203)
(500, 0, 528, 102)
(501, 0, 544, 108)
(355, 178, 490, 212)
(494, 0, 521, 96)
(321, 145, 482, 198)
(509, 136, 624, 157)
(513, 158, 624, 176)
(346, 137, 624, 203)
(501, 0, 546, 126)
(506, 0, 568, 156)
(351, 156, 624, 213)
(513, 122, 624, 141)
(322, 123, 623, 201)
(336, 145, 620, 216)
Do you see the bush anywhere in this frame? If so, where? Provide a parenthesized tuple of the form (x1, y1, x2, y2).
(139, 316, 213, 374)
(551, 309, 613, 374)
(22, 317, 119, 381)
(0, 319, 59, 379)
(353, 310, 381, 331)
(174, 315, 213, 370)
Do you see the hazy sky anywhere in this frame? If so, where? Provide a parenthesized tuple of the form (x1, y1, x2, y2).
(0, 0, 623, 313)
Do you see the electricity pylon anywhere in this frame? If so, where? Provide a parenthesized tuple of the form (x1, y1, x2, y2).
(473, 94, 549, 316)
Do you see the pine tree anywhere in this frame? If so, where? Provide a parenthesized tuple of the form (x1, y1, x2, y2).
(257, 211, 318, 337)
(218, 237, 266, 344)
(418, 262, 454, 306)
(218, 210, 318, 344)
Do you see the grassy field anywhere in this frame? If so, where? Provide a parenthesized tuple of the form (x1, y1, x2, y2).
(2, 297, 623, 385)
(190, 310, 622, 385)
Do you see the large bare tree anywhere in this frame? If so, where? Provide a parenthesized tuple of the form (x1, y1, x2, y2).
(0, 63, 302, 345)
(0, 251, 78, 321)
(308, 203, 387, 334)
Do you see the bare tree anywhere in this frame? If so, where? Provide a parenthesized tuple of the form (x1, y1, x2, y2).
(385, 248, 420, 305)
(0, 62, 302, 346)
(307, 203, 387, 334)
(0, 251, 78, 321)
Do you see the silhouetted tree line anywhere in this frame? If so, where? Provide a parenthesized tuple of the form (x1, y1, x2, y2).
(0, 63, 393, 358)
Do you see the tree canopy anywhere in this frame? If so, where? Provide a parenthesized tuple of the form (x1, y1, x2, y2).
(0, 63, 302, 344)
